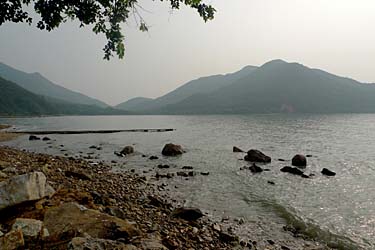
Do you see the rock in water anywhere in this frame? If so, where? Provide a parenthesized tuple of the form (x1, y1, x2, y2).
(280, 166, 304, 176)
(249, 163, 263, 173)
(321, 168, 336, 176)
(0, 172, 55, 211)
(292, 154, 307, 168)
(172, 207, 204, 221)
(162, 143, 184, 156)
(244, 149, 271, 163)
(233, 146, 244, 153)
(42, 137, 51, 141)
(120, 146, 134, 155)
(29, 135, 40, 141)
(43, 202, 140, 242)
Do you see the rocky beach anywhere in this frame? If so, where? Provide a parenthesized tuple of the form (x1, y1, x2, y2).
(0, 124, 335, 250)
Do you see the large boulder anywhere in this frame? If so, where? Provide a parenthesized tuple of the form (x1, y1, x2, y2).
(43, 202, 140, 242)
(0, 172, 55, 211)
(68, 237, 139, 250)
(292, 154, 307, 168)
(161, 144, 184, 156)
(120, 146, 134, 155)
(172, 207, 204, 221)
(244, 149, 271, 163)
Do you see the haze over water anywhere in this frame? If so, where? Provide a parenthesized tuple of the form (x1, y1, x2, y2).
(1, 114, 375, 249)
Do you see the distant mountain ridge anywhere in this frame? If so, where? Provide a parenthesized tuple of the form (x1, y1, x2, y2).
(0, 76, 129, 116)
(116, 65, 258, 111)
(117, 59, 375, 114)
(0, 62, 108, 108)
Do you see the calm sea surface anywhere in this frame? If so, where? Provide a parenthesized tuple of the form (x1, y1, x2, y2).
(1, 114, 375, 249)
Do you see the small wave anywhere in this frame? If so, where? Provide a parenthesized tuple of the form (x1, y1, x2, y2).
(267, 201, 364, 250)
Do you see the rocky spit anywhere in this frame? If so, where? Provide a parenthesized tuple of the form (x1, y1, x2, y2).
(0, 126, 335, 250)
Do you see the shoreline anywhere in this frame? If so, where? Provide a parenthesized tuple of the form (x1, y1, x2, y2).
(0, 125, 336, 250)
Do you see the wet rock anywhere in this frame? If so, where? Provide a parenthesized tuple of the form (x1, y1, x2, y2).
(292, 154, 307, 168)
(29, 135, 40, 141)
(42, 137, 51, 141)
(43, 202, 140, 242)
(306, 154, 313, 158)
(157, 164, 170, 169)
(321, 168, 336, 176)
(182, 166, 193, 170)
(267, 181, 275, 185)
(278, 158, 286, 162)
(11, 218, 43, 241)
(200, 172, 209, 176)
(176, 171, 189, 177)
(219, 231, 239, 243)
(68, 236, 138, 250)
(0, 229, 24, 250)
(233, 146, 244, 153)
(149, 156, 159, 160)
(172, 207, 204, 221)
(65, 170, 92, 181)
(249, 163, 263, 173)
(0, 171, 55, 210)
(121, 146, 134, 155)
(244, 149, 271, 163)
(161, 143, 184, 156)
(280, 166, 309, 178)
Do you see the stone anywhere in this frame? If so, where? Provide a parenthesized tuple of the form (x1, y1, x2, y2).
(321, 168, 336, 176)
(0, 229, 25, 250)
(219, 231, 239, 243)
(249, 163, 263, 173)
(172, 207, 204, 221)
(29, 135, 40, 141)
(200, 172, 209, 176)
(291, 154, 307, 168)
(280, 166, 309, 178)
(182, 166, 193, 170)
(65, 170, 92, 181)
(141, 238, 168, 250)
(157, 164, 170, 169)
(244, 149, 271, 163)
(121, 146, 134, 155)
(68, 237, 139, 250)
(161, 143, 184, 156)
(43, 202, 140, 242)
(0, 172, 55, 211)
(42, 137, 51, 141)
(233, 146, 244, 153)
(149, 156, 159, 160)
(11, 218, 43, 240)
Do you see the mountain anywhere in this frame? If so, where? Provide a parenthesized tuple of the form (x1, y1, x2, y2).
(141, 59, 375, 114)
(116, 97, 153, 111)
(0, 62, 108, 108)
(0, 77, 129, 116)
(116, 65, 257, 111)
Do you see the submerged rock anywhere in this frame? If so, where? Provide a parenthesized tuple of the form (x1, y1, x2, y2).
(161, 143, 184, 156)
(172, 207, 204, 221)
(29, 135, 40, 141)
(120, 146, 134, 155)
(233, 146, 244, 153)
(0, 172, 55, 211)
(321, 168, 336, 176)
(291, 154, 307, 168)
(280, 166, 308, 177)
(244, 149, 271, 163)
(249, 163, 263, 173)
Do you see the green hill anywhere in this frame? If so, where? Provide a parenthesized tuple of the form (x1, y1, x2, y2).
(0, 62, 108, 108)
(0, 77, 129, 116)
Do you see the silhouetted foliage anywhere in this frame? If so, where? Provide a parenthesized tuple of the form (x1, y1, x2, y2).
(0, 0, 215, 59)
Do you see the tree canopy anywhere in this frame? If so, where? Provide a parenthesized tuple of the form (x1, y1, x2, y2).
(0, 0, 215, 59)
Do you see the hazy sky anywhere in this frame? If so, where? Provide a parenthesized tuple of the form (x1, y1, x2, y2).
(0, 0, 375, 105)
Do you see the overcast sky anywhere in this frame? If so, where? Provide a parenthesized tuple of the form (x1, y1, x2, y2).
(0, 0, 374, 105)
